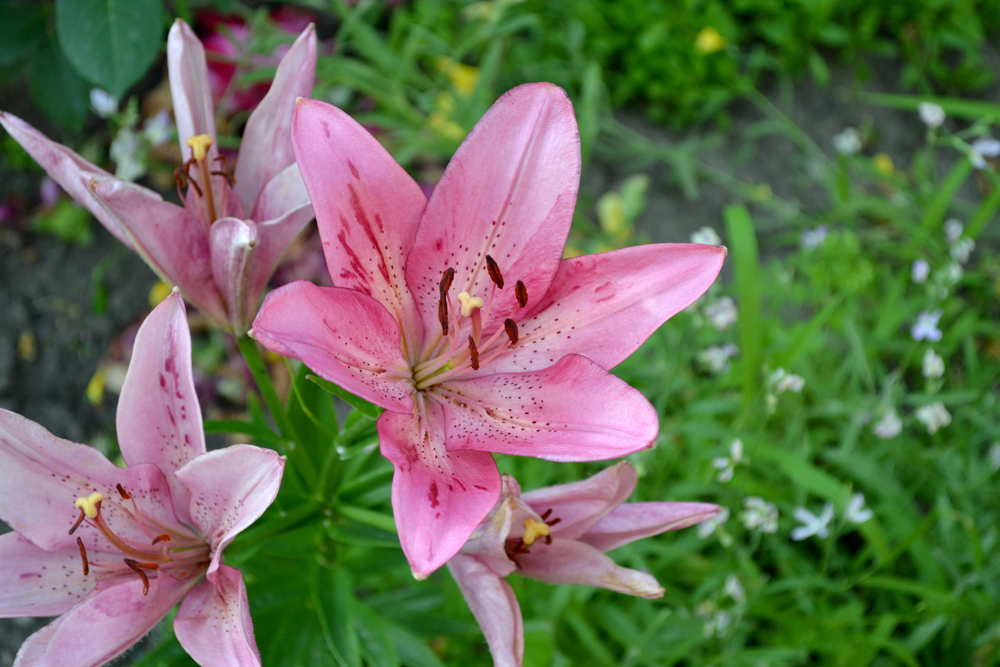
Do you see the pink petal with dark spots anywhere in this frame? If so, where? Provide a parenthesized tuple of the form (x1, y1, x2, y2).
(175, 565, 262, 667)
(0, 534, 96, 618)
(436, 354, 657, 461)
(406, 83, 580, 343)
(378, 400, 501, 578)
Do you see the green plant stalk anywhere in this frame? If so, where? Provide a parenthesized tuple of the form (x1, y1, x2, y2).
(237, 335, 317, 488)
(226, 500, 324, 557)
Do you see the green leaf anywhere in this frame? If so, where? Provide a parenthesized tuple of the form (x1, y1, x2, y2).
(203, 419, 281, 443)
(0, 3, 46, 67)
(920, 158, 972, 233)
(311, 566, 362, 667)
(28, 37, 90, 132)
(307, 374, 383, 419)
(353, 599, 401, 667)
(55, 0, 163, 98)
(723, 204, 763, 400)
(31, 200, 92, 245)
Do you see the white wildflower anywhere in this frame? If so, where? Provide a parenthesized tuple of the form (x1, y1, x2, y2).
(911, 310, 942, 342)
(911, 259, 930, 284)
(691, 226, 722, 246)
(944, 219, 964, 243)
(770, 368, 805, 395)
(790, 503, 834, 541)
(801, 225, 828, 250)
(142, 110, 173, 147)
(109, 128, 146, 182)
(697, 344, 739, 374)
(89, 88, 118, 119)
(713, 438, 747, 482)
(922, 349, 944, 379)
(698, 507, 730, 539)
(844, 493, 873, 525)
(741, 497, 778, 533)
(704, 297, 738, 331)
(834, 128, 862, 156)
(872, 409, 902, 439)
(950, 237, 975, 264)
(723, 575, 746, 605)
(702, 609, 733, 638)
(915, 402, 951, 434)
(918, 102, 945, 129)
(970, 137, 1000, 169)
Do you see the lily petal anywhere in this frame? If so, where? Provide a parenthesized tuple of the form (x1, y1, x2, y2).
(0, 534, 94, 618)
(292, 98, 426, 347)
(87, 175, 228, 324)
(459, 494, 521, 579)
(175, 565, 262, 667)
(447, 555, 523, 667)
(378, 400, 501, 578)
(174, 445, 284, 576)
(516, 539, 664, 599)
(407, 83, 580, 340)
(210, 217, 260, 334)
(168, 19, 217, 165)
(117, 292, 206, 526)
(579, 502, 722, 553)
(519, 462, 637, 541)
(12, 574, 194, 667)
(250, 162, 312, 227)
(235, 24, 317, 212)
(0, 112, 136, 249)
(249, 167, 315, 304)
(491, 244, 726, 373)
(0, 409, 180, 553)
(436, 354, 658, 461)
(251, 281, 414, 413)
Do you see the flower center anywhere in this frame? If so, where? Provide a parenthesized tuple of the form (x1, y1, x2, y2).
(412, 255, 528, 390)
(69, 483, 209, 595)
(503, 508, 561, 567)
(173, 133, 236, 226)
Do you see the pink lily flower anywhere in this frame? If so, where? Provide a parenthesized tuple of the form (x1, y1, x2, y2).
(250, 83, 725, 577)
(448, 463, 721, 667)
(0, 292, 285, 667)
(0, 19, 317, 334)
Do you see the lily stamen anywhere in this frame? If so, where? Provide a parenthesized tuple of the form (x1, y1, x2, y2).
(76, 537, 89, 576)
(185, 134, 217, 223)
(123, 559, 159, 596)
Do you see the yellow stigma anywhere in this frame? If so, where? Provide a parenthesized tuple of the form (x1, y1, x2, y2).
(457, 292, 485, 318)
(74, 492, 104, 519)
(522, 518, 551, 546)
(185, 134, 214, 161)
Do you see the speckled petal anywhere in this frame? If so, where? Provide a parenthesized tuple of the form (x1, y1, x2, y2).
(117, 293, 206, 526)
(519, 462, 637, 541)
(447, 555, 523, 667)
(579, 502, 722, 553)
(251, 280, 414, 413)
(406, 83, 580, 343)
(435, 354, 658, 461)
(490, 244, 727, 373)
(378, 400, 501, 578)
(516, 538, 664, 599)
(174, 445, 284, 576)
(0, 534, 95, 618)
(12, 574, 194, 667)
(175, 565, 262, 667)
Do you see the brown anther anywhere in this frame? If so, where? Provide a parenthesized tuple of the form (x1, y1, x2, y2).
(68, 509, 87, 535)
(546, 517, 562, 527)
(116, 483, 132, 500)
(76, 537, 89, 576)
(123, 559, 160, 596)
(515, 280, 528, 308)
(504, 318, 519, 345)
(544, 535, 552, 545)
(485, 255, 504, 289)
(182, 159, 203, 196)
(151, 534, 172, 545)
(540, 509, 553, 520)
(468, 335, 480, 370)
(173, 167, 188, 200)
(439, 267, 455, 295)
(438, 292, 449, 335)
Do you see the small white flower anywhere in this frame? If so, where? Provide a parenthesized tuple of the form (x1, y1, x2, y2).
(698, 507, 730, 539)
(110, 128, 146, 182)
(844, 493, 873, 524)
(723, 575, 746, 605)
(970, 137, 1000, 169)
(729, 438, 745, 463)
(801, 225, 828, 250)
(712, 438, 747, 482)
(834, 128, 862, 156)
(941, 262, 963, 285)
(741, 497, 778, 533)
(702, 610, 733, 638)
(872, 409, 902, 439)
(915, 402, 951, 434)
(697, 344, 739, 374)
(790, 502, 834, 541)
(918, 102, 945, 129)
(705, 297, 738, 331)
(770, 368, 804, 395)
(922, 349, 944, 379)
(944, 219, 964, 243)
(142, 110, 173, 147)
(911, 310, 943, 342)
(691, 226, 722, 246)
(89, 88, 118, 119)
(950, 237, 975, 264)
(988, 443, 1000, 472)
(911, 258, 930, 284)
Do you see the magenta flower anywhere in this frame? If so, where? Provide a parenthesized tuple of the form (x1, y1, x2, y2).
(0, 292, 285, 667)
(448, 463, 720, 667)
(0, 19, 317, 334)
(250, 83, 725, 577)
